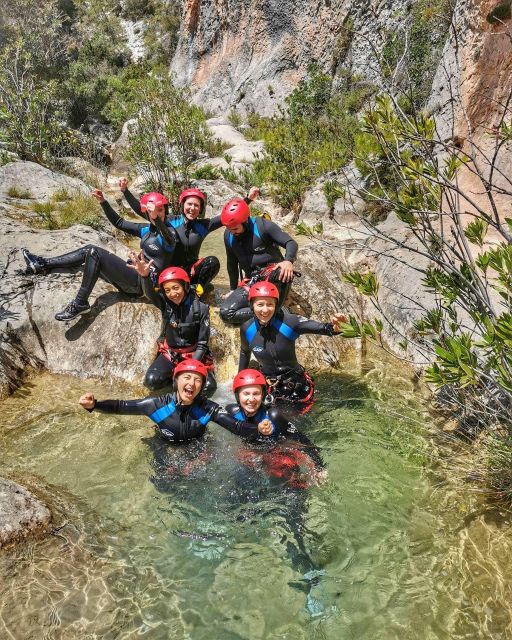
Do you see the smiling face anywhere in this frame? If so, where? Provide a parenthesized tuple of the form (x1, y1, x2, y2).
(252, 297, 277, 325)
(146, 202, 166, 221)
(183, 196, 202, 221)
(238, 385, 264, 416)
(162, 280, 186, 305)
(176, 371, 204, 405)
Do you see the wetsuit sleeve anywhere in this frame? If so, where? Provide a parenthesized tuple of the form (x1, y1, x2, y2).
(205, 214, 223, 233)
(261, 219, 298, 262)
(291, 315, 338, 337)
(100, 201, 143, 237)
(210, 403, 261, 438)
(93, 397, 158, 417)
(225, 239, 240, 290)
(238, 329, 251, 371)
(192, 303, 210, 361)
(141, 276, 164, 310)
(123, 189, 143, 217)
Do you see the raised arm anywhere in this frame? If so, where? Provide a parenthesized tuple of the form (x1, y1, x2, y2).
(291, 313, 347, 337)
(124, 188, 143, 217)
(92, 190, 143, 237)
(79, 392, 158, 417)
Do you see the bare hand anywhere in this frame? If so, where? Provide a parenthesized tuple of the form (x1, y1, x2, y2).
(273, 260, 294, 283)
(79, 392, 96, 410)
(331, 312, 348, 332)
(91, 189, 105, 203)
(127, 250, 153, 277)
(258, 418, 274, 436)
(119, 177, 128, 192)
(247, 186, 260, 201)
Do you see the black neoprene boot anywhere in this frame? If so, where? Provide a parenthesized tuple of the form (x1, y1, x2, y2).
(54, 299, 91, 322)
(22, 249, 47, 274)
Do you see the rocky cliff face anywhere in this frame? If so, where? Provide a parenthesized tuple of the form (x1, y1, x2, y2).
(171, 0, 410, 115)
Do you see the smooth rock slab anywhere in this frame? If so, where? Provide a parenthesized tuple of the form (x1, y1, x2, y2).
(0, 477, 51, 548)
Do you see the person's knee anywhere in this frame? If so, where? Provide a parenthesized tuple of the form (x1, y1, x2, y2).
(203, 372, 217, 398)
(144, 369, 169, 390)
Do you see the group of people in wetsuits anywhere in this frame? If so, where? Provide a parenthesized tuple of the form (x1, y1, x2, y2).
(21, 180, 346, 484)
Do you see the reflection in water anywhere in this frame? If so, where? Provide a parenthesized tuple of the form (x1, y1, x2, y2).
(0, 366, 511, 638)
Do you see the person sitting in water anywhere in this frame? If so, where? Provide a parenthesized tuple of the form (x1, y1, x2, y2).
(227, 369, 326, 489)
(219, 189, 299, 325)
(21, 190, 178, 322)
(119, 177, 260, 294)
(128, 251, 216, 395)
(239, 282, 347, 413)
(78, 359, 274, 443)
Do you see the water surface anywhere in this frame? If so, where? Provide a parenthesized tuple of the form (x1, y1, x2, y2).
(0, 360, 511, 639)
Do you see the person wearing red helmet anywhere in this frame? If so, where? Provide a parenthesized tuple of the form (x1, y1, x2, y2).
(78, 359, 273, 443)
(120, 178, 259, 293)
(128, 253, 217, 395)
(219, 187, 299, 325)
(238, 282, 348, 413)
(21, 189, 178, 322)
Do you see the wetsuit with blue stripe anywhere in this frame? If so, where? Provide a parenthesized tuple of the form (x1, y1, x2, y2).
(239, 310, 340, 408)
(91, 393, 261, 443)
(124, 188, 222, 288)
(141, 279, 217, 395)
(225, 404, 292, 437)
(28, 199, 178, 306)
(220, 217, 299, 325)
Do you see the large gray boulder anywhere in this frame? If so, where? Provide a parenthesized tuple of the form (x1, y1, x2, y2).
(0, 161, 90, 202)
(0, 477, 51, 548)
(0, 212, 160, 398)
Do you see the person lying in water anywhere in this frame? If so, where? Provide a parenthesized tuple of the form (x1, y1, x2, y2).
(227, 369, 326, 489)
(128, 251, 216, 395)
(79, 359, 273, 443)
(239, 282, 347, 414)
(21, 190, 177, 322)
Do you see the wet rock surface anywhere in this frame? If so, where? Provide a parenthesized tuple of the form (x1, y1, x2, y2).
(0, 478, 51, 549)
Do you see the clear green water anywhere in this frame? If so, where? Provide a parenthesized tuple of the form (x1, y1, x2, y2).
(1, 361, 512, 639)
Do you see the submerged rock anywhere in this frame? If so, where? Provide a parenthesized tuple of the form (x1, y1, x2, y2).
(0, 477, 51, 548)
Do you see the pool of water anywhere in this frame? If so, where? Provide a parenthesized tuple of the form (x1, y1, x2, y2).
(1, 359, 512, 639)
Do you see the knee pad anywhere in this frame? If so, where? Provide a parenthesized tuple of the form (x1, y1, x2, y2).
(144, 370, 168, 391)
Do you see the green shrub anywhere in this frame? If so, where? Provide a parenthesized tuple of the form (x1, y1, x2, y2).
(241, 67, 373, 211)
(58, 193, 102, 230)
(52, 188, 70, 202)
(7, 186, 32, 199)
(126, 78, 218, 210)
(192, 164, 221, 180)
(32, 201, 57, 229)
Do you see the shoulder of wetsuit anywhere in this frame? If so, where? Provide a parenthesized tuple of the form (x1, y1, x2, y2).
(224, 403, 240, 416)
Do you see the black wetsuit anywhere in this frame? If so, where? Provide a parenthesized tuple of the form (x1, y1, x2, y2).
(90, 393, 260, 442)
(220, 217, 299, 325)
(239, 310, 339, 408)
(225, 403, 292, 437)
(141, 278, 216, 394)
(35, 200, 177, 305)
(124, 188, 221, 288)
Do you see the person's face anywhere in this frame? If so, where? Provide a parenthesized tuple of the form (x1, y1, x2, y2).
(227, 223, 245, 235)
(146, 202, 165, 221)
(176, 372, 203, 404)
(162, 280, 185, 305)
(238, 385, 264, 416)
(252, 297, 277, 324)
(183, 196, 202, 221)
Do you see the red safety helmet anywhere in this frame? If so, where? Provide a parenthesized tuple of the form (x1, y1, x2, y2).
(248, 281, 279, 301)
(173, 358, 208, 380)
(232, 368, 267, 392)
(140, 192, 169, 213)
(179, 188, 206, 212)
(157, 266, 190, 289)
(220, 198, 250, 227)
